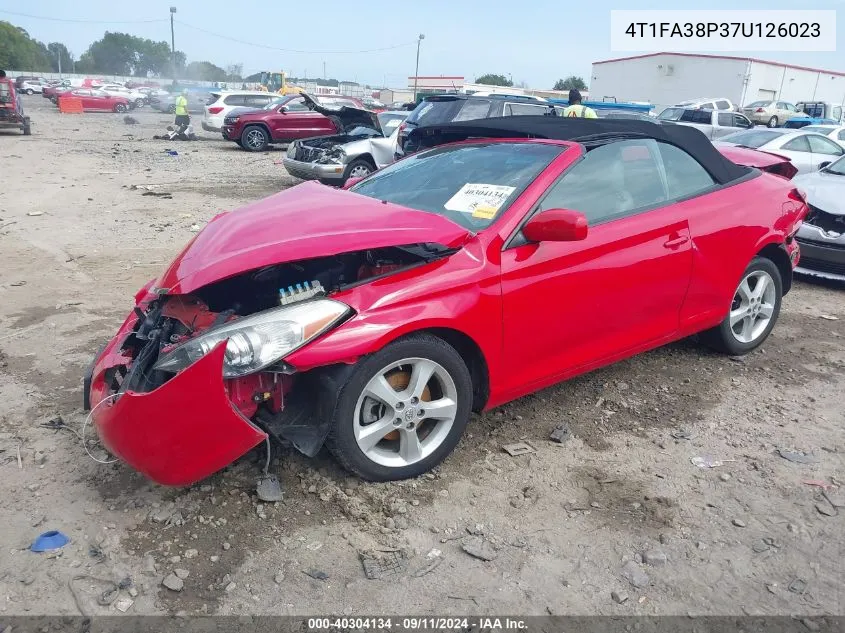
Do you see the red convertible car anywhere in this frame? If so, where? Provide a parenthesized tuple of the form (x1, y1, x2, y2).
(84, 117, 807, 486)
(60, 89, 132, 112)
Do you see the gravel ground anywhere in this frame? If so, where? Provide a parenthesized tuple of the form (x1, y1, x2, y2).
(0, 96, 843, 620)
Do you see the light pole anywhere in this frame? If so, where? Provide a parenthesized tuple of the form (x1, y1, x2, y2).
(413, 33, 425, 102)
(170, 7, 177, 82)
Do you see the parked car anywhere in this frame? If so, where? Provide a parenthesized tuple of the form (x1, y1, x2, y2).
(396, 94, 558, 156)
(14, 75, 45, 90)
(742, 100, 803, 127)
(657, 107, 753, 139)
(153, 91, 212, 115)
(596, 109, 657, 122)
(674, 97, 736, 111)
(361, 97, 387, 111)
(792, 154, 845, 281)
(0, 71, 31, 135)
(20, 79, 49, 95)
(799, 125, 845, 149)
(83, 117, 806, 486)
(284, 107, 408, 185)
(790, 102, 844, 126)
(97, 84, 147, 108)
(222, 94, 365, 152)
(43, 84, 73, 102)
(715, 145, 798, 180)
(716, 129, 845, 174)
(203, 91, 283, 132)
(62, 89, 132, 113)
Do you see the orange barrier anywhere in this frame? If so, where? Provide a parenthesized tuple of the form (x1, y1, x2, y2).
(58, 97, 84, 114)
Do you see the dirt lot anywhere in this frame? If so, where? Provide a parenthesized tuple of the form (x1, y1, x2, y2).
(0, 96, 843, 620)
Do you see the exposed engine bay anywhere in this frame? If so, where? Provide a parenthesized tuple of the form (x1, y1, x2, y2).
(805, 204, 845, 236)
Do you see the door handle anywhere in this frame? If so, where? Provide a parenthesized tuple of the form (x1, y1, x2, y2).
(663, 235, 690, 249)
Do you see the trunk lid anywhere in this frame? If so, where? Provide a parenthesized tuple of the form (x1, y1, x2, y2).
(155, 181, 471, 294)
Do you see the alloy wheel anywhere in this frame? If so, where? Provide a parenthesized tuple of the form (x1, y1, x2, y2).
(729, 270, 776, 344)
(353, 358, 458, 468)
(349, 164, 371, 179)
(245, 129, 265, 150)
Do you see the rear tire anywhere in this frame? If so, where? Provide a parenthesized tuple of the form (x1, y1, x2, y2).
(767, 116, 779, 128)
(701, 257, 782, 355)
(114, 103, 128, 113)
(25, 89, 34, 95)
(134, 98, 144, 108)
(242, 125, 270, 152)
(22, 119, 31, 136)
(326, 334, 473, 481)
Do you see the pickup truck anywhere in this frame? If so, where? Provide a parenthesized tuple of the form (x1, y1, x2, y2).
(657, 107, 754, 139)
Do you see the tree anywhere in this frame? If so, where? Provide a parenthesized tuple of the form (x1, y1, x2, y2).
(76, 32, 185, 77)
(47, 42, 73, 73)
(226, 63, 243, 81)
(0, 22, 52, 71)
(553, 76, 587, 91)
(185, 61, 228, 82)
(475, 73, 513, 87)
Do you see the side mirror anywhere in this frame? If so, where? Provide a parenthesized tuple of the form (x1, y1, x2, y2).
(279, 105, 289, 113)
(819, 161, 831, 170)
(342, 177, 364, 190)
(522, 208, 588, 243)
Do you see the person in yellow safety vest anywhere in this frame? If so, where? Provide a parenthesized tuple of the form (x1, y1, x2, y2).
(562, 89, 597, 119)
(174, 89, 190, 129)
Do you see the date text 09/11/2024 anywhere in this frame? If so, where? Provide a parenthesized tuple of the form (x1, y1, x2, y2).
(307, 617, 528, 631)
(624, 22, 821, 39)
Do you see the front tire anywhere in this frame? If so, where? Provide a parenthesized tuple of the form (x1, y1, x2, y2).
(241, 125, 270, 151)
(114, 103, 128, 113)
(26, 89, 34, 95)
(327, 334, 473, 481)
(767, 116, 779, 128)
(135, 98, 144, 108)
(342, 158, 374, 184)
(701, 257, 782, 355)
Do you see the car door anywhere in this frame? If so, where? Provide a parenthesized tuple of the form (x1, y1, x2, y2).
(807, 134, 845, 169)
(775, 135, 814, 173)
(500, 138, 695, 390)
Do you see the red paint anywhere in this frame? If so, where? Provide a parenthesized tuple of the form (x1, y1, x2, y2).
(63, 90, 130, 112)
(716, 146, 798, 180)
(154, 181, 471, 294)
(222, 99, 364, 145)
(522, 208, 588, 242)
(91, 342, 266, 487)
(92, 137, 805, 486)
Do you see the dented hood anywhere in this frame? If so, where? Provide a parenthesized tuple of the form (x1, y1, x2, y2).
(155, 181, 470, 294)
(793, 169, 845, 215)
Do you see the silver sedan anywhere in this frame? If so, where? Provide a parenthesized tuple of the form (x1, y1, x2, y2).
(715, 128, 845, 174)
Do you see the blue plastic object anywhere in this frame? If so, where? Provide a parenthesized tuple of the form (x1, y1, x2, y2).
(31, 530, 70, 552)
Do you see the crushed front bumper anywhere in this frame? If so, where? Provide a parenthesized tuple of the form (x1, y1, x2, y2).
(282, 157, 345, 183)
(86, 310, 267, 487)
(795, 238, 845, 281)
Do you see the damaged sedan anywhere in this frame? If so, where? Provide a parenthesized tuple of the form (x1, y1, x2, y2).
(793, 154, 845, 281)
(284, 100, 408, 186)
(85, 117, 807, 487)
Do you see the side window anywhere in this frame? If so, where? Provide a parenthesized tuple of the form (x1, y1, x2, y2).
(680, 109, 711, 124)
(717, 112, 734, 126)
(833, 106, 842, 121)
(453, 99, 492, 121)
(284, 98, 309, 112)
(782, 136, 811, 152)
(808, 135, 845, 155)
(505, 103, 548, 116)
(733, 114, 752, 128)
(245, 95, 271, 107)
(716, 100, 731, 110)
(536, 139, 668, 225)
(838, 129, 845, 141)
(776, 102, 786, 110)
(223, 95, 246, 106)
(658, 143, 716, 198)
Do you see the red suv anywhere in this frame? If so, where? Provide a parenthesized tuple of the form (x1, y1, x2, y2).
(222, 93, 365, 152)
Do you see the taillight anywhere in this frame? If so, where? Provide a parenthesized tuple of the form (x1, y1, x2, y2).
(208, 106, 224, 114)
(788, 187, 806, 202)
(755, 108, 765, 113)
(396, 122, 407, 148)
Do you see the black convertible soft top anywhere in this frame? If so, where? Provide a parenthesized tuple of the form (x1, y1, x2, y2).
(406, 116, 751, 185)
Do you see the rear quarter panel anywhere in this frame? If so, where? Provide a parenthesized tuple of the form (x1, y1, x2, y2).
(679, 171, 795, 334)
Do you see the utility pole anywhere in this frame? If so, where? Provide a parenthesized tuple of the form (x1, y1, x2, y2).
(57, 50, 62, 78)
(170, 7, 177, 82)
(323, 61, 326, 80)
(413, 33, 425, 102)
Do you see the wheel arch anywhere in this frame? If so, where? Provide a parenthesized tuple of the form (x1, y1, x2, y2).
(756, 242, 792, 295)
(351, 153, 376, 169)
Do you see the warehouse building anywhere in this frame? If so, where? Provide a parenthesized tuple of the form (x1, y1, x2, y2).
(590, 52, 845, 110)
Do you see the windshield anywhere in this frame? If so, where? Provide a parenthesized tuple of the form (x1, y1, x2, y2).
(719, 129, 785, 148)
(377, 112, 407, 132)
(657, 108, 684, 121)
(803, 126, 835, 134)
(406, 98, 490, 126)
(263, 97, 286, 110)
(349, 142, 563, 229)
(824, 154, 845, 175)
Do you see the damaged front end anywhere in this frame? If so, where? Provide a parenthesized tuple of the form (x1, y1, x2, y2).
(795, 204, 845, 280)
(84, 244, 451, 486)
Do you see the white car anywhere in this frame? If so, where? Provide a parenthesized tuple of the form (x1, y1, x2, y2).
(203, 91, 280, 132)
(715, 128, 845, 174)
(800, 125, 845, 149)
(20, 79, 49, 94)
(675, 97, 735, 111)
(97, 84, 147, 108)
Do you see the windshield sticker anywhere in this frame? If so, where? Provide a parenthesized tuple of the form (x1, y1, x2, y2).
(471, 206, 498, 220)
(445, 183, 516, 214)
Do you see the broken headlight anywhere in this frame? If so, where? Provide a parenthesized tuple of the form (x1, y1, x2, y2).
(153, 299, 350, 378)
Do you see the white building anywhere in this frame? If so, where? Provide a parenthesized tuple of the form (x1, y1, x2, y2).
(590, 52, 845, 110)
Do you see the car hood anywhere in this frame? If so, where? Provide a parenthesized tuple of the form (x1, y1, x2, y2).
(793, 170, 845, 214)
(301, 92, 381, 133)
(155, 181, 471, 294)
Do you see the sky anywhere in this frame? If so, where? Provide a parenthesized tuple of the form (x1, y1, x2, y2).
(2, 1, 844, 89)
